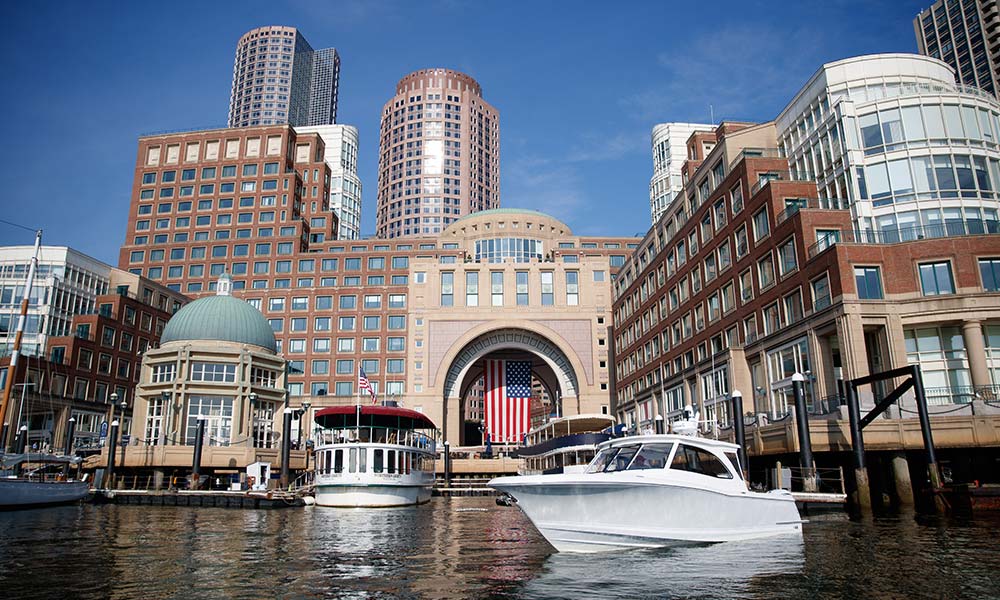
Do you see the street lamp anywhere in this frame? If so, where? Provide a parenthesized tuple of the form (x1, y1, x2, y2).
(118, 396, 129, 468)
(248, 392, 258, 447)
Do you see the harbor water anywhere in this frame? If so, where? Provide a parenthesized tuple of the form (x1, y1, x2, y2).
(1, 498, 998, 599)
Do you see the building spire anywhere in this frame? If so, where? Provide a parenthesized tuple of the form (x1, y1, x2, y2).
(216, 272, 232, 296)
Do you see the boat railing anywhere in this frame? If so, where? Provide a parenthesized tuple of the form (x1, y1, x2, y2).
(312, 426, 435, 452)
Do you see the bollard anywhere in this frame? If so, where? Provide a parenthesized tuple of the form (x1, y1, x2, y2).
(15, 425, 28, 454)
(846, 384, 872, 511)
(280, 407, 293, 488)
(106, 419, 119, 489)
(654, 415, 665, 435)
(911, 365, 946, 513)
(64, 417, 76, 455)
(443, 441, 452, 489)
(191, 417, 206, 489)
(731, 391, 748, 480)
(791, 374, 817, 492)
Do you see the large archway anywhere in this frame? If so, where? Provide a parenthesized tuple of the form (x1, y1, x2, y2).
(441, 328, 581, 445)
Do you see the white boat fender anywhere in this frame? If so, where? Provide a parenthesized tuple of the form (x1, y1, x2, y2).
(302, 496, 316, 506)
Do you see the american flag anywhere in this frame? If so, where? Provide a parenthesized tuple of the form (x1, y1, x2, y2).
(484, 359, 532, 444)
(359, 368, 377, 404)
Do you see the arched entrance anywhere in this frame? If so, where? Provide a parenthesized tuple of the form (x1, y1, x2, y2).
(441, 328, 581, 445)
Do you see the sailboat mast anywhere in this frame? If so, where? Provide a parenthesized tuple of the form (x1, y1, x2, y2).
(0, 230, 43, 448)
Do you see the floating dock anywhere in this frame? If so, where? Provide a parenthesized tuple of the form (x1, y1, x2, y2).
(92, 489, 305, 509)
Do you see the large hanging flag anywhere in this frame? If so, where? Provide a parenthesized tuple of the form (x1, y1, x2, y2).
(483, 359, 532, 444)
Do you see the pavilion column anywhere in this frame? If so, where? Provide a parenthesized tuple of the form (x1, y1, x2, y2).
(962, 320, 990, 388)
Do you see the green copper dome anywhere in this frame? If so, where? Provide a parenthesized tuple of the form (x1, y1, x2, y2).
(160, 291, 277, 352)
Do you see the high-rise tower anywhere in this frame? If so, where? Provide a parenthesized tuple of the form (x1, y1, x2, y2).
(914, 0, 1000, 98)
(228, 26, 340, 128)
(376, 68, 500, 238)
(649, 122, 713, 224)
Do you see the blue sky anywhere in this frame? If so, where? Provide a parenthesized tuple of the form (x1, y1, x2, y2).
(0, 0, 931, 262)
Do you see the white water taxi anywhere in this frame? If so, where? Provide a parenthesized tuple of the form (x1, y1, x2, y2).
(312, 405, 437, 507)
(518, 414, 615, 475)
(490, 434, 802, 552)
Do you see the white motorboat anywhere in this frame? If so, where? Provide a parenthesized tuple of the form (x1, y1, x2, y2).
(490, 434, 802, 552)
(311, 404, 437, 507)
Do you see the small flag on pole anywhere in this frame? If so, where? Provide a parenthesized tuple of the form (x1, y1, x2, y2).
(359, 367, 377, 404)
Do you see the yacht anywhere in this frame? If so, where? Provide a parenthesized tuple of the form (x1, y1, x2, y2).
(311, 404, 437, 507)
(490, 434, 802, 552)
(518, 414, 615, 475)
(1, 453, 89, 509)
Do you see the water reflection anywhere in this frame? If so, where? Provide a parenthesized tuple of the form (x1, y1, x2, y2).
(1, 499, 999, 599)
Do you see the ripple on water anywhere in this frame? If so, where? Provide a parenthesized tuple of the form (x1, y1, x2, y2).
(1, 498, 999, 599)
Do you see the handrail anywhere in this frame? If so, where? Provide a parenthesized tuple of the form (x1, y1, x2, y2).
(807, 218, 1000, 258)
(775, 197, 850, 226)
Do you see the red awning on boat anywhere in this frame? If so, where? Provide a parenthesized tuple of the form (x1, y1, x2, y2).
(314, 405, 436, 429)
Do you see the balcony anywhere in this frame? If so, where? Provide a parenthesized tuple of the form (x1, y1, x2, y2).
(775, 197, 850, 226)
(728, 147, 783, 171)
(807, 218, 1000, 258)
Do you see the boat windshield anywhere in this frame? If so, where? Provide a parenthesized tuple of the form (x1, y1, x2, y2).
(586, 445, 642, 473)
(626, 443, 674, 470)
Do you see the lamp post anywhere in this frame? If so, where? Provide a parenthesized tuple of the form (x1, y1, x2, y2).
(160, 391, 172, 445)
(105, 392, 121, 489)
(301, 401, 312, 472)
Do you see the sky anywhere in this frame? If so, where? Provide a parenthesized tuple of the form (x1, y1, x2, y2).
(0, 0, 933, 264)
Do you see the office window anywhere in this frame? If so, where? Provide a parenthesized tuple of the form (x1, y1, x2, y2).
(541, 272, 554, 305)
(441, 272, 454, 306)
(980, 258, 1000, 291)
(337, 338, 354, 352)
(919, 262, 954, 296)
(566, 271, 579, 305)
(778, 238, 797, 275)
(516, 271, 529, 306)
(854, 266, 883, 299)
(491, 271, 504, 306)
(752, 207, 769, 241)
(466, 271, 479, 306)
(339, 295, 356, 309)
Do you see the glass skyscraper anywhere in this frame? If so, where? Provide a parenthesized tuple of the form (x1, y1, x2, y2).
(228, 26, 340, 128)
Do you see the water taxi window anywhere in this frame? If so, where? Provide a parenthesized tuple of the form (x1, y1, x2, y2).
(334, 449, 343, 473)
(670, 444, 733, 479)
(349, 448, 358, 473)
(585, 447, 619, 473)
(604, 446, 640, 473)
(359, 447, 367, 473)
(373, 449, 384, 473)
(387, 450, 396, 474)
(398, 451, 405, 474)
(627, 444, 673, 470)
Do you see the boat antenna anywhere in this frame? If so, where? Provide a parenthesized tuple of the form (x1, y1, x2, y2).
(0, 229, 42, 451)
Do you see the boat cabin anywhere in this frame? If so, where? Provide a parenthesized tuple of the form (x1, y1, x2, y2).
(519, 414, 615, 475)
(311, 405, 437, 478)
(585, 435, 744, 481)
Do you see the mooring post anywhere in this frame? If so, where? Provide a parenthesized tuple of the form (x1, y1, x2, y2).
(191, 417, 206, 489)
(654, 415, 665, 435)
(443, 441, 452, 489)
(280, 407, 294, 489)
(64, 417, 76, 455)
(106, 419, 119, 489)
(731, 390, 748, 480)
(791, 373, 817, 492)
(846, 383, 871, 511)
(911, 365, 946, 513)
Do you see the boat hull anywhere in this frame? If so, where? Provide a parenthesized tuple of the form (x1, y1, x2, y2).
(490, 476, 802, 553)
(0, 479, 90, 510)
(314, 483, 432, 507)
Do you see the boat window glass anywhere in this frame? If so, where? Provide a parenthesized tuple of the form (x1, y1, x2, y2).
(373, 449, 384, 473)
(585, 447, 619, 473)
(349, 448, 357, 473)
(627, 443, 674, 470)
(334, 449, 343, 473)
(387, 450, 396, 474)
(398, 450, 405, 474)
(724, 451, 743, 480)
(604, 445, 640, 473)
(359, 447, 367, 473)
(670, 444, 733, 479)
